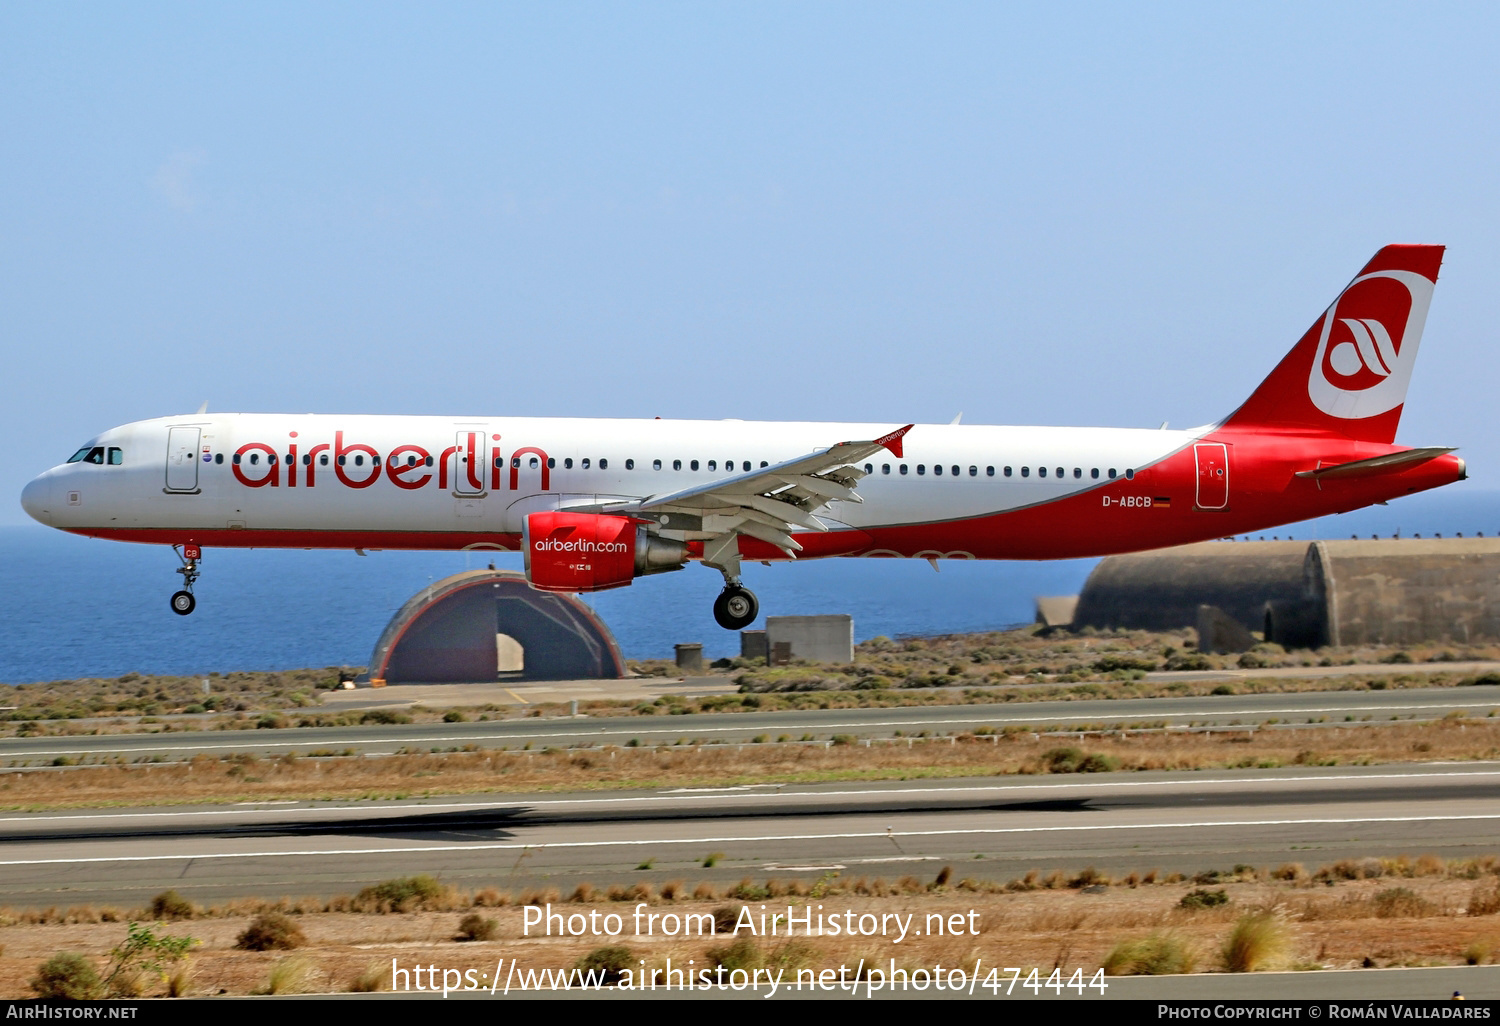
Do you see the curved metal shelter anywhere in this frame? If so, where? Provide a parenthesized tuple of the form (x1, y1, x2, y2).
(367, 569, 626, 684)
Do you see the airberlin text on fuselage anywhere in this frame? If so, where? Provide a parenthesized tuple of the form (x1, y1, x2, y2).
(229, 431, 543, 493)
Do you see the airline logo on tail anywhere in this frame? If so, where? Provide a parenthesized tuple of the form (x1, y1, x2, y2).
(1308, 269, 1434, 420)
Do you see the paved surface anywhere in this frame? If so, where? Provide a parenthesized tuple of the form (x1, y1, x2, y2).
(5, 683, 1500, 763)
(1, 763, 1498, 908)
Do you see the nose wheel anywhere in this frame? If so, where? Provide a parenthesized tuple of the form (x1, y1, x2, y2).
(171, 544, 201, 616)
(713, 585, 759, 631)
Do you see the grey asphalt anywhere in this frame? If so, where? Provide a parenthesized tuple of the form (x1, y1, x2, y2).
(6, 684, 1500, 764)
(1, 762, 1497, 910)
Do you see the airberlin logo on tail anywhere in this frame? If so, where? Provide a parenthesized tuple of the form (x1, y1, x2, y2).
(1308, 269, 1434, 420)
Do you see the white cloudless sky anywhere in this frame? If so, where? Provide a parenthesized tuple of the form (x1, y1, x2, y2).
(3, 2, 1498, 524)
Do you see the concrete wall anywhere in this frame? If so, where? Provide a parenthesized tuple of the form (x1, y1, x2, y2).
(765, 615, 854, 664)
(1074, 541, 1307, 631)
(1074, 537, 1500, 648)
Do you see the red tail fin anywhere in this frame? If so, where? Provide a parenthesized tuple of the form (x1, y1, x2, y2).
(1220, 245, 1444, 443)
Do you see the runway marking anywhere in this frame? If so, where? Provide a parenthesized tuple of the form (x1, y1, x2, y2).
(5, 699, 1494, 757)
(0, 768, 1496, 825)
(3, 812, 1499, 866)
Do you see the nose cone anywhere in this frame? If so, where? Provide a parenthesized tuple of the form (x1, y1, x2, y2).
(20, 474, 53, 525)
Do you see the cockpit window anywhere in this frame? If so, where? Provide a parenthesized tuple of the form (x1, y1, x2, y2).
(107, 447, 123, 465)
(67, 446, 103, 464)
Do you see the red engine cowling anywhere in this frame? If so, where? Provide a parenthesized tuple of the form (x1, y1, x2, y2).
(523, 512, 688, 592)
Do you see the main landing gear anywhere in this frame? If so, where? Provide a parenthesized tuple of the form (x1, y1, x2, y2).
(170, 543, 201, 616)
(713, 583, 759, 631)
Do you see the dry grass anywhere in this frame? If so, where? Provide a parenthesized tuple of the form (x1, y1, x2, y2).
(3, 715, 1500, 810)
(6, 862, 1500, 996)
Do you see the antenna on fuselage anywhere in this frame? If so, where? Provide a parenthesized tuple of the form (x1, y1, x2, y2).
(195, 402, 209, 415)
(950, 412, 962, 425)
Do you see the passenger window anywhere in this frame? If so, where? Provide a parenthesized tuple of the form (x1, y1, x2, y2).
(690, 460, 699, 471)
(899, 464, 908, 475)
(493, 455, 502, 468)
(354, 455, 364, 466)
(215, 453, 223, 465)
(108, 448, 123, 465)
(1056, 467, 1063, 478)
(1001, 466, 1010, 477)
(1091, 468, 1099, 479)
(864, 463, 873, 474)
(582, 458, 591, 469)
(882, 464, 890, 475)
(1021, 467, 1029, 477)
(1108, 468, 1116, 478)
(284, 454, 292, 465)
(529, 457, 539, 469)
(250, 454, 261, 466)
(917, 464, 926, 475)
(337, 455, 346, 466)
(564, 458, 574, 469)
(1073, 468, 1081, 479)
(1038, 466, 1046, 478)
(968, 466, 977, 477)
(233, 453, 242, 465)
(933, 465, 941, 476)
(742, 461, 751, 472)
(708, 460, 717, 471)
(1125, 468, 1134, 480)
(599, 458, 608, 469)
(322, 454, 330, 466)
(951, 465, 959, 476)
(511, 457, 521, 468)
(625, 459, 635, 470)
(760, 461, 768, 468)
(672, 460, 681, 471)
(423, 456, 432, 467)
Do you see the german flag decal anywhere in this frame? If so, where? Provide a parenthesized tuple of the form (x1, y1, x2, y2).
(1154, 497, 1172, 508)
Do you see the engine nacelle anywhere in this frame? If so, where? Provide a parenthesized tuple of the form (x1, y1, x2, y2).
(523, 512, 689, 592)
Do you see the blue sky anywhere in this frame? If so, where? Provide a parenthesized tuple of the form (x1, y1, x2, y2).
(4, 3, 1499, 523)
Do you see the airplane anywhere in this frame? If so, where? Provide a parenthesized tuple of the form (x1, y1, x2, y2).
(20, 245, 1465, 631)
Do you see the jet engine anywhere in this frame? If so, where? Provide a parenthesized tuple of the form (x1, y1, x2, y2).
(523, 511, 689, 592)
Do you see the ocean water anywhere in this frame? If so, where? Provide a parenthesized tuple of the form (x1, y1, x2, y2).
(2, 488, 1496, 682)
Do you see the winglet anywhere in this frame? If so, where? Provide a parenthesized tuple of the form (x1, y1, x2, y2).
(874, 424, 914, 459)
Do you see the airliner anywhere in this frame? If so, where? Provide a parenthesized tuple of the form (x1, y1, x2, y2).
(20, 245, 1465, 630)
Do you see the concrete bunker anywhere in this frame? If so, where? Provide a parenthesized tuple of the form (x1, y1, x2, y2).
(367, 569, 626, 683)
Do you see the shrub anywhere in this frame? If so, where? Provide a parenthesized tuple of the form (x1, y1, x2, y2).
(259, 957, 317, 995)
(31, 953, 101, 999)
(707, 936, 764, 972)
(1221, 912, 1290, 972)
(1042, 747, 1118, 773)
(149, 890, 195, 920)
(1179, 888, 1229, 910)
(573, 946, 634, 986)
(236, 912, 305, 951)
(1372, 887, 1435, 918)
(355, 874, 447, 912)
(1103, 934, 1197, 975)
(456, 914, 497, 941)
(350, 962, 389, 992)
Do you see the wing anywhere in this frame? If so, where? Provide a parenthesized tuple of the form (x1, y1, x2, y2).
(561, 424, 913, 564)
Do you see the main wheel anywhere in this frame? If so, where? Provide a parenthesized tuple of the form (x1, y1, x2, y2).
(712, 587, 759, 630)
(170, 590, 196, 616)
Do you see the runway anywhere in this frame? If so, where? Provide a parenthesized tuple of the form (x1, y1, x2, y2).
(6, 683, 1500, 764)
(2, 762, 1498, 909)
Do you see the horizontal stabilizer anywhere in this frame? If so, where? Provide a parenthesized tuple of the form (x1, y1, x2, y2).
(1294, 447, 1456, 481)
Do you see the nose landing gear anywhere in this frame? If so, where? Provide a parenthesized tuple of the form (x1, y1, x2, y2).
(171, 543, 201, 616)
